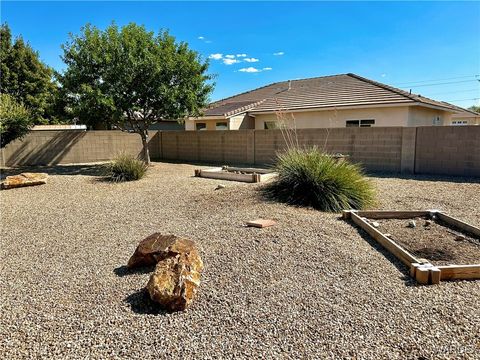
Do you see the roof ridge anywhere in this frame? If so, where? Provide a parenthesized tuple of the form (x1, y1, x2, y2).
(209, 80, 287, 108)
(346, 73, 463, 112)
(209, 73, 351, 107)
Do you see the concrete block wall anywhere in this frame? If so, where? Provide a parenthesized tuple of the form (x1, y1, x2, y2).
(254, 127, 404, 172)
(1, 126, 479, 177)
(415, 126, 480, 176)
(161, 130, 254, 164)
(0, 130, 160, 166)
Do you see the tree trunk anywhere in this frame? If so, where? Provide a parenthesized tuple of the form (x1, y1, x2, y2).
(140, 131, 150, 165)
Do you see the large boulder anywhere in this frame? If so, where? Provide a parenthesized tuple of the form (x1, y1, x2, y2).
(1, 172, 48, 190)
(146, 250, 203, 311)
(128, 233, 204, 311)
(127, 233, 199, 268)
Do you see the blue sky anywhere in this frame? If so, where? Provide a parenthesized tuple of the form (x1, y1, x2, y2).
(2, 1, 479, 108)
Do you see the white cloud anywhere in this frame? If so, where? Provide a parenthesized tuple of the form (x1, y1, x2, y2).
(239, 67, 261, 73)
(223, 58, 240, 65)
(381, 73, 387, 78)
(263, 67, 272, 71)
(225, 54, 236, 59)
(273, 51, 285, 56)
(244, 57, 259, 63)
(236, 54, 247, 57)
(209, 53, 223, 60)
(198, 36, 205, 40)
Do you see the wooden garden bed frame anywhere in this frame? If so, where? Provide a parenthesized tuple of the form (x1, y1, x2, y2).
(342, 210, 480, 285)
(194, 166, 277, 183)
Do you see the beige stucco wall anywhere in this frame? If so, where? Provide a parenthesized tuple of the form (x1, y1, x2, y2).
(253, 106, 410, 129)
(186, 105, 455, 130)
(407, 106, 451, 126)
(186, 114, 254, 131)
(450, 115, 480, 125)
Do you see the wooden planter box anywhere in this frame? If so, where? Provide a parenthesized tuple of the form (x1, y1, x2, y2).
(343, 210, 480, 285)
(194, 166, 277, 183)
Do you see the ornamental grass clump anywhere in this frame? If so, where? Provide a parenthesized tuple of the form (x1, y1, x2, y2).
(106, 154, 148, 182)
(264, 148, 376, 212)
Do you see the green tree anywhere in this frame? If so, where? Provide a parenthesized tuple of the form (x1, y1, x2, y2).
(60, 23, 214, 164)
(0, 94, 34, 148)
(468, 105, 480, 113)
(0, 23, 56, 122)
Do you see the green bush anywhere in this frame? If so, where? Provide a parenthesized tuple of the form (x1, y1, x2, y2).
(106, 154, 148, 182)
(263, 148, 376, 212)
(0, 94, 34, 148)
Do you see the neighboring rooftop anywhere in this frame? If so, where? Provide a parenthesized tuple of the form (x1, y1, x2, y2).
(204, 73, 470, 117)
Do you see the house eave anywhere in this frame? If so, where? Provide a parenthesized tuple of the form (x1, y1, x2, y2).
(247, 101, 457, 115)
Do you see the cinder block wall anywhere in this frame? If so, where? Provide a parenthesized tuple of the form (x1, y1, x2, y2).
(1, 126, 479, 177)
(415, 126, 480, 176)
(254, 128, 404, 172)
(0, 130, 160, 166)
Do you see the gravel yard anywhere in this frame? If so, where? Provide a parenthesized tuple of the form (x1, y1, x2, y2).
(1, 162, 479, 359)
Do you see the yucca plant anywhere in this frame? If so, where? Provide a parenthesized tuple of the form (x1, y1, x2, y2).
(263, 147, 376, 212)
(106, 153, 148, 182)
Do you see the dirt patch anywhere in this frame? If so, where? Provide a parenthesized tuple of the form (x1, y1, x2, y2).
(375, 216, 480, 266)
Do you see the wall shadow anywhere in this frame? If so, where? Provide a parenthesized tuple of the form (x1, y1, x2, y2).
(4, 131, 87, 166)
(0, 163, 106, 178)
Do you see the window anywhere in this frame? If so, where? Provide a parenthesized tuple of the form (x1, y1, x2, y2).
(264, 121, 278, 129)
(346, 119, 375, 127)
(432, 117, 441, 125)
(216, 122, 228, 130)
(196, 123, 207, 131)
(451, 120, 468, 126)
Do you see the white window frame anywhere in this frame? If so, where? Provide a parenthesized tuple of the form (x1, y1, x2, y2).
(346, 119, 375, 127)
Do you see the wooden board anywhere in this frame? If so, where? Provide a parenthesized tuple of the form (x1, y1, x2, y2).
(195, 167, 277, 183)
(354, 210, 431, 219)
(437, 265, 480, 281)
(436, 212, 480, 238)
(344, 210, 480, 285)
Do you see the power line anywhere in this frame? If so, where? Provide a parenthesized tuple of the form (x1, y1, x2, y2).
(401, 79, 479, 89)
(424, 88, 480, 96)
(444, 97, 480, 102)
(392, 75, 479, 86)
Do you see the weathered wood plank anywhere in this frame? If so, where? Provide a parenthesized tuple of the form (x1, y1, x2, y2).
(436, 213, 480, 238)
(437, 265, 480, 281)
(355, 210, 430, 219)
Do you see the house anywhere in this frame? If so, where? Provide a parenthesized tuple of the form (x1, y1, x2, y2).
(449, 108, 480, 125)
(185, 73, 470, 130)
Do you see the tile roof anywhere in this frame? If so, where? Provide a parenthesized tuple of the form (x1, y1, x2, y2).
(203, 73, 467, 117)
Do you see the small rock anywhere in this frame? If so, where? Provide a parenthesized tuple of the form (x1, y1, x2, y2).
(215, 184, 226, 190)
(384, 233, 392, 238)
(246, 219, 276, 228)
(1, 172, 48, 189)
(407, 220, 416, 228)
(424, 220, 432, 227)
(455, 235, 466, 242)
(371, 221, 380, 228)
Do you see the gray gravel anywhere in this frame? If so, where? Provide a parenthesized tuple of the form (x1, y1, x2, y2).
(1, 163, 479, 359)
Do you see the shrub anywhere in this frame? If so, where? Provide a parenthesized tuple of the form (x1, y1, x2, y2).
(0, 94, 34, 148)
(263, 148, 376, 212)
(106, 154, 148, 182)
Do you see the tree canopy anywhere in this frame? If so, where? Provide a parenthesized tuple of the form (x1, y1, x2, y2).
(60, 22, 214, 163)
(468, 105, 480, 113)
(0, 93, 34, 148)
(0, 23, 57, 122)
